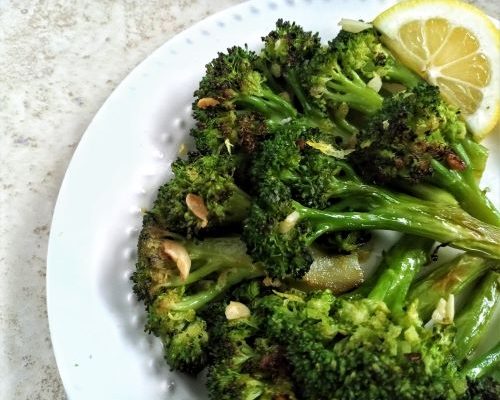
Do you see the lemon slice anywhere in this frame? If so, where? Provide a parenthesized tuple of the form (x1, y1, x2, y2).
(374, 0, 499, 139)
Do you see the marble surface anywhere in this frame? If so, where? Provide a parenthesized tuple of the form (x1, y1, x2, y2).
(0, 1, 243, 398)
(0, 0, 496, 399)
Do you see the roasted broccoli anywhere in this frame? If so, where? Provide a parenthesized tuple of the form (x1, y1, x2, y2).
(352, 83, 500, 225)
(131, 217, 263, 373)
(259, 20, 352, 141)
(306, 42, 384, 115)
(242, 123, 500, 279)
(257, 238, 499, 399)
(191, 45, 297, 154)
(149, 153, 251, 237)
(204, 281, 297, 400)
(130, 18, 500, 399)
(331, 28, 421, 88)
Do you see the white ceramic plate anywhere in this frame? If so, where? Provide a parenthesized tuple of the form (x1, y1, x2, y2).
(47, 0, 500, 399)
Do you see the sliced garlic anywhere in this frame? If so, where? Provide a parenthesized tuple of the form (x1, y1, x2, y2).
(224, 138, 234, 154)
(278, 211, 300, 234)
(225, 301, 251, 320)
(161, 240, 191, 281)
(338, 18, 372, 33)
(186, 193, 209, 228)
(178, 143, 188, 157)
(306, 140, 354, 159)
(367, 74, 382, 93)
(427, 294, 455, 328)
(197, 97, 220, 109)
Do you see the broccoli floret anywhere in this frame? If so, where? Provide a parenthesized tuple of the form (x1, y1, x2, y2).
(258, 20, 352, 143)
(204, 281, 297, 400)
(242, 123, 500, 279)
(131, 217, 263, 373)
(306, 45, 384, 115)
(331, 28, 421, 88)
(195, 45, 297, 121)
(260, 19, 321, 113)
(149, 153, 251, 237)
(353, 83, 500, 225)
(463, 376, 500, 400)
(191, 108, 271, 155)
(256, 237, 499, 399)
(191, 45, 299, 154)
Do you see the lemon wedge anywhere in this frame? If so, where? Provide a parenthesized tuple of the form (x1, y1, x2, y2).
(374, 0, 499, 139)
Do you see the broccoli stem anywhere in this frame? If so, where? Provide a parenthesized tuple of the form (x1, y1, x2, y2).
(166, 261, 223, 287)
(408, 254, 490, 321)
(430, 159, 500, 226)
(236, 90, 297, 120)
(284, 69, 315, 116)
(460, 136, 489, 181)
(331, 104, 359, 136)
(454, 271, 499, 362)
(385, 63, 421, 88)
(292, 201, 500, 260)
(368, 235, 433, 313)
(324, 71, 383, 114)
(170, 265, 264, 312)
(220, 188, 253, 225)
(284, 70, 354, 141)
(400, 182, 459, 206)
(463, 342, 500, 380)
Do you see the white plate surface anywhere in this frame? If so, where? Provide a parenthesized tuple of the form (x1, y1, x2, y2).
(47, 1, 500, 399)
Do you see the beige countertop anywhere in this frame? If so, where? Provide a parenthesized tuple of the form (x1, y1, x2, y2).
(0, 0, 496, 399)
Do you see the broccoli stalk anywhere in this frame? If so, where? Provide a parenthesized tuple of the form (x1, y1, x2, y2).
(463, 342, 500, 380)
(408, 254, 491, 321)
(453, 271, 499, 362)
(367, 235, 434, 314)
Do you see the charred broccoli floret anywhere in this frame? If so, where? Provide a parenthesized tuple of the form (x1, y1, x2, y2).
(352, 83, 500, 225)
(204, 281, 297, 400)
(131, 218, 263, 373)
(149, 153, 251, 237)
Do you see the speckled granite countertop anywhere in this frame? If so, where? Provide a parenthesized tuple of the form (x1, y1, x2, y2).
(0, 1, 496, 399)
